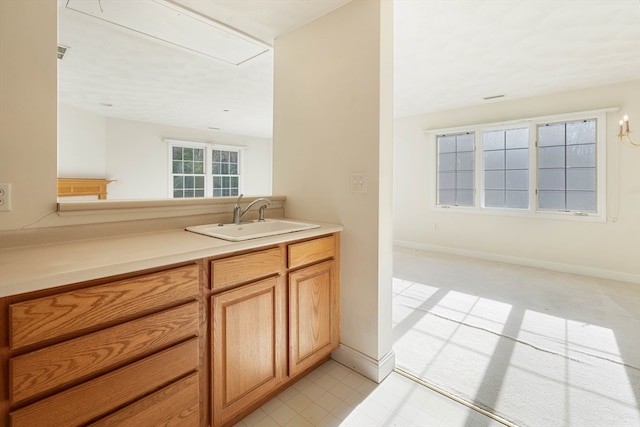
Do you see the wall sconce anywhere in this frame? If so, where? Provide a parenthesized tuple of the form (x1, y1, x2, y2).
(618, 114, 638, 147)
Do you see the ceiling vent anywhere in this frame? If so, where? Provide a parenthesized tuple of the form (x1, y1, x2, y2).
(64, 0, 270, 65)
(57, 45, 69, 60)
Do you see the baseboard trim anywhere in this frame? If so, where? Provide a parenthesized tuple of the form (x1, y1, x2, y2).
(394, 240, 640, 285)
(331, 344, 395, 383)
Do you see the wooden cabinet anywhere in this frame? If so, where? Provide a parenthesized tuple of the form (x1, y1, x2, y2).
(1, 264, 201, 427)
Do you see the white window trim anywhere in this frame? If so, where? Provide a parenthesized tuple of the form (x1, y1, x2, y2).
(425, 107, 614, 222)
(165, 139, 245, 198)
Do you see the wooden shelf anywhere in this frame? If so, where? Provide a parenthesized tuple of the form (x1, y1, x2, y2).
(57, 178, 113, 200)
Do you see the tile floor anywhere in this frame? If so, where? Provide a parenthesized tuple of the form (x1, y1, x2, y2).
(235, 359, 504, 427)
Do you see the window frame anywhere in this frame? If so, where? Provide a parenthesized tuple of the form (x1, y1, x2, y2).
(427, 108, 609, 222)
(166, 139, 244, 199)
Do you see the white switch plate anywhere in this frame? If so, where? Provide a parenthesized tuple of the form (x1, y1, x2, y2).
(0, 183, 11, 212)
(350, 173, 367, 193)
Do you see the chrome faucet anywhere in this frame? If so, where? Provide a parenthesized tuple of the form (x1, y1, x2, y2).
(232, 194, 272, 224)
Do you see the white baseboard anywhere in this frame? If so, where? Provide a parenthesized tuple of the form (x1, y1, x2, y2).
(331, 344, 396, 384)
(394, 240, 640, 285)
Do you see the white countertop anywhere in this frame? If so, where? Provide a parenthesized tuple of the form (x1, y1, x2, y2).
(0, 219, 342, 298)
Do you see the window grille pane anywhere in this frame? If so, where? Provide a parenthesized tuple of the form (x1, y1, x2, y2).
(539, 169, 565, 190)
(506, 170, 528, 190)
(438, 172, 456, 189)
(485, 190, 505, 207)
(457, 133, 474, 152)
(174, 190, 183, 198)
(484, 131, 504, 151)
(538, 146, 565, 168)
(438, 153, 456, 171)
(184, 148, 193, 161)
(438, 190, 456, 205)
(538, 123, 565, 147)
(506, 128, 529, 149)
(485, 171, 505, 190)
(567, 191, 596, 211)
(567, 168, 596, 191)
(566, 144, 595, 168)
(172, 161, 183, 174)
(457, 171, 474, 189)
(567, 120, 596, 145)
(506, 191, 528, 209)
(506, 148, 528, 169)
(172, 147, 182, 159)
(456, 190, 474, 206)
(484, 150, 504, 170)
(457, 152, 474, 171)
(539, 190, 565, 210)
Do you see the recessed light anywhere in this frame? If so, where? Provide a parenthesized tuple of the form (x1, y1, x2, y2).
(223, 109, 229, 113)
(483, 94, 505, 100)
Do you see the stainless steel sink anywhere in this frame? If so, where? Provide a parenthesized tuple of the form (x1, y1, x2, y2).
(186, 219, 320, 241)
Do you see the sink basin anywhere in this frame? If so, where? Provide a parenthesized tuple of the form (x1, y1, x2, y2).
(186, 219, 320, 241)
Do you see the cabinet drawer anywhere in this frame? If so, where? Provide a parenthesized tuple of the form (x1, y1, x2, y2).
(9, 339, 199, 427)
(10, 264, 199, 350)
(211, 247, 281, 290)
(288, 235, 335, 269)
(10, 301, 199, 404)
(88, 372, 199, 427)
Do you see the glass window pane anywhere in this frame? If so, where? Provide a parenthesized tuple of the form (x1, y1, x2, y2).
(438, 135, 457, 153)
(506, 128, 529, 149)
(484, 150, 504, 170)
(230, 164, 238, 174)
(538, 146, 565, 168)
(485, 190, 505, 208)
(213, 150, 221, 162)
(185, 176, 194, 188)
(438, 190, 456, 205)
(230, 176, 238, 188)
(506, 170, 528, 190)
(184, 190, 194, 198)
(194, 148, 204, 161)
(566, 144, 595, 168)
(483, 131, 504, 151)
(213, 177, 222, 188)
(230, 151, 238, 163)
(230, 189, 239, 197)
(222, 189, 230, 197)
(173, 190, 183, 198)
(539, 168, 565, 190)
(438, 172, 456, 189)
(457, 152, 474, 171)
(172, 161, 183, 174)
(221, 163, 229, 174)
(212, 163, 221, 174)
(213, 189, 222, 197)
(438, 153, 456, 171)
(566, 120, 595, 145)
(567, 191, 595, 212)
(172, 147, 182, 160)
(195, 176, 205, 188)
(538, 123, 565, 147)
(456, 190, 474, 206)
(506, 191, 528, 209)
(506, 148, 528, 169)
(457, 133, 474, 152)
(457, 171, 474, 189)
(539, 191, 565, 210)
(567, 168, 595, 191)
(195, 190, 205, 197)
(173, 176, 183, 189)
(183, 148, 193, 161)
(194, 162, 204, 174)
(484, 171, 505, 190)
(184, 161, 193, 174)
(221, 151, 230, 162)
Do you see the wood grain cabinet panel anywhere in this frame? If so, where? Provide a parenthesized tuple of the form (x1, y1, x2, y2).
(88, 372, 200, 427)
(211, 247, 281, 290)
(289, 260, 339, 376)
(9, 339, 199, 427)
(288, 235, 335, 269)
(212, 276, 286, 426)
(10, 301, 199, 404)
(9, 264, 199, 350)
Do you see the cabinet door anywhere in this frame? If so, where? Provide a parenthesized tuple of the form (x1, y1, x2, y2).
(289, 260, 339, 376)
(212, 276, 286, 426)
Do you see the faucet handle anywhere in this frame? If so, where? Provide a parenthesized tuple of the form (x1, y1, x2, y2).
(234, 193, 244, 208)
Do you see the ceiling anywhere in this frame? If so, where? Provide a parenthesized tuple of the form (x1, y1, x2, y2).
(57, 0, 640, 140)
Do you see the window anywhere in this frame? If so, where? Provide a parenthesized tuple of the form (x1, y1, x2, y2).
(483, 128, 529, 209)
(437, 132, 475, 206)
(537, 119, 596, 212)
(431, 109, 606, 220)
(212, 149, 240, 197)
(169, 141, 241, 198)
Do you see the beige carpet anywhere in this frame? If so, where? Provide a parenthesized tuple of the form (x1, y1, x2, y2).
(392, 248, 640, 427)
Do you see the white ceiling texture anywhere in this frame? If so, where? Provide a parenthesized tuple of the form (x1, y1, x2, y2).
(57, 0, 640, 139)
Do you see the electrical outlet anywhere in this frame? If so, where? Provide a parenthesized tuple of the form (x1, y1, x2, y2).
(0, 183, 12, 212)
(350, 173, 367, 193)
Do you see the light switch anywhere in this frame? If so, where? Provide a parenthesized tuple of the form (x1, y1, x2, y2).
(350, 173, 367, 193)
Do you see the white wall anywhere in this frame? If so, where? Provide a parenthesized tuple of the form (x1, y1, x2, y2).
(273, 0, 395, 381)
(0, 0, 57, 231)
(57, 106, 272, 200)
(394, 81, 640, 282)
(58, 103, 106, 178)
